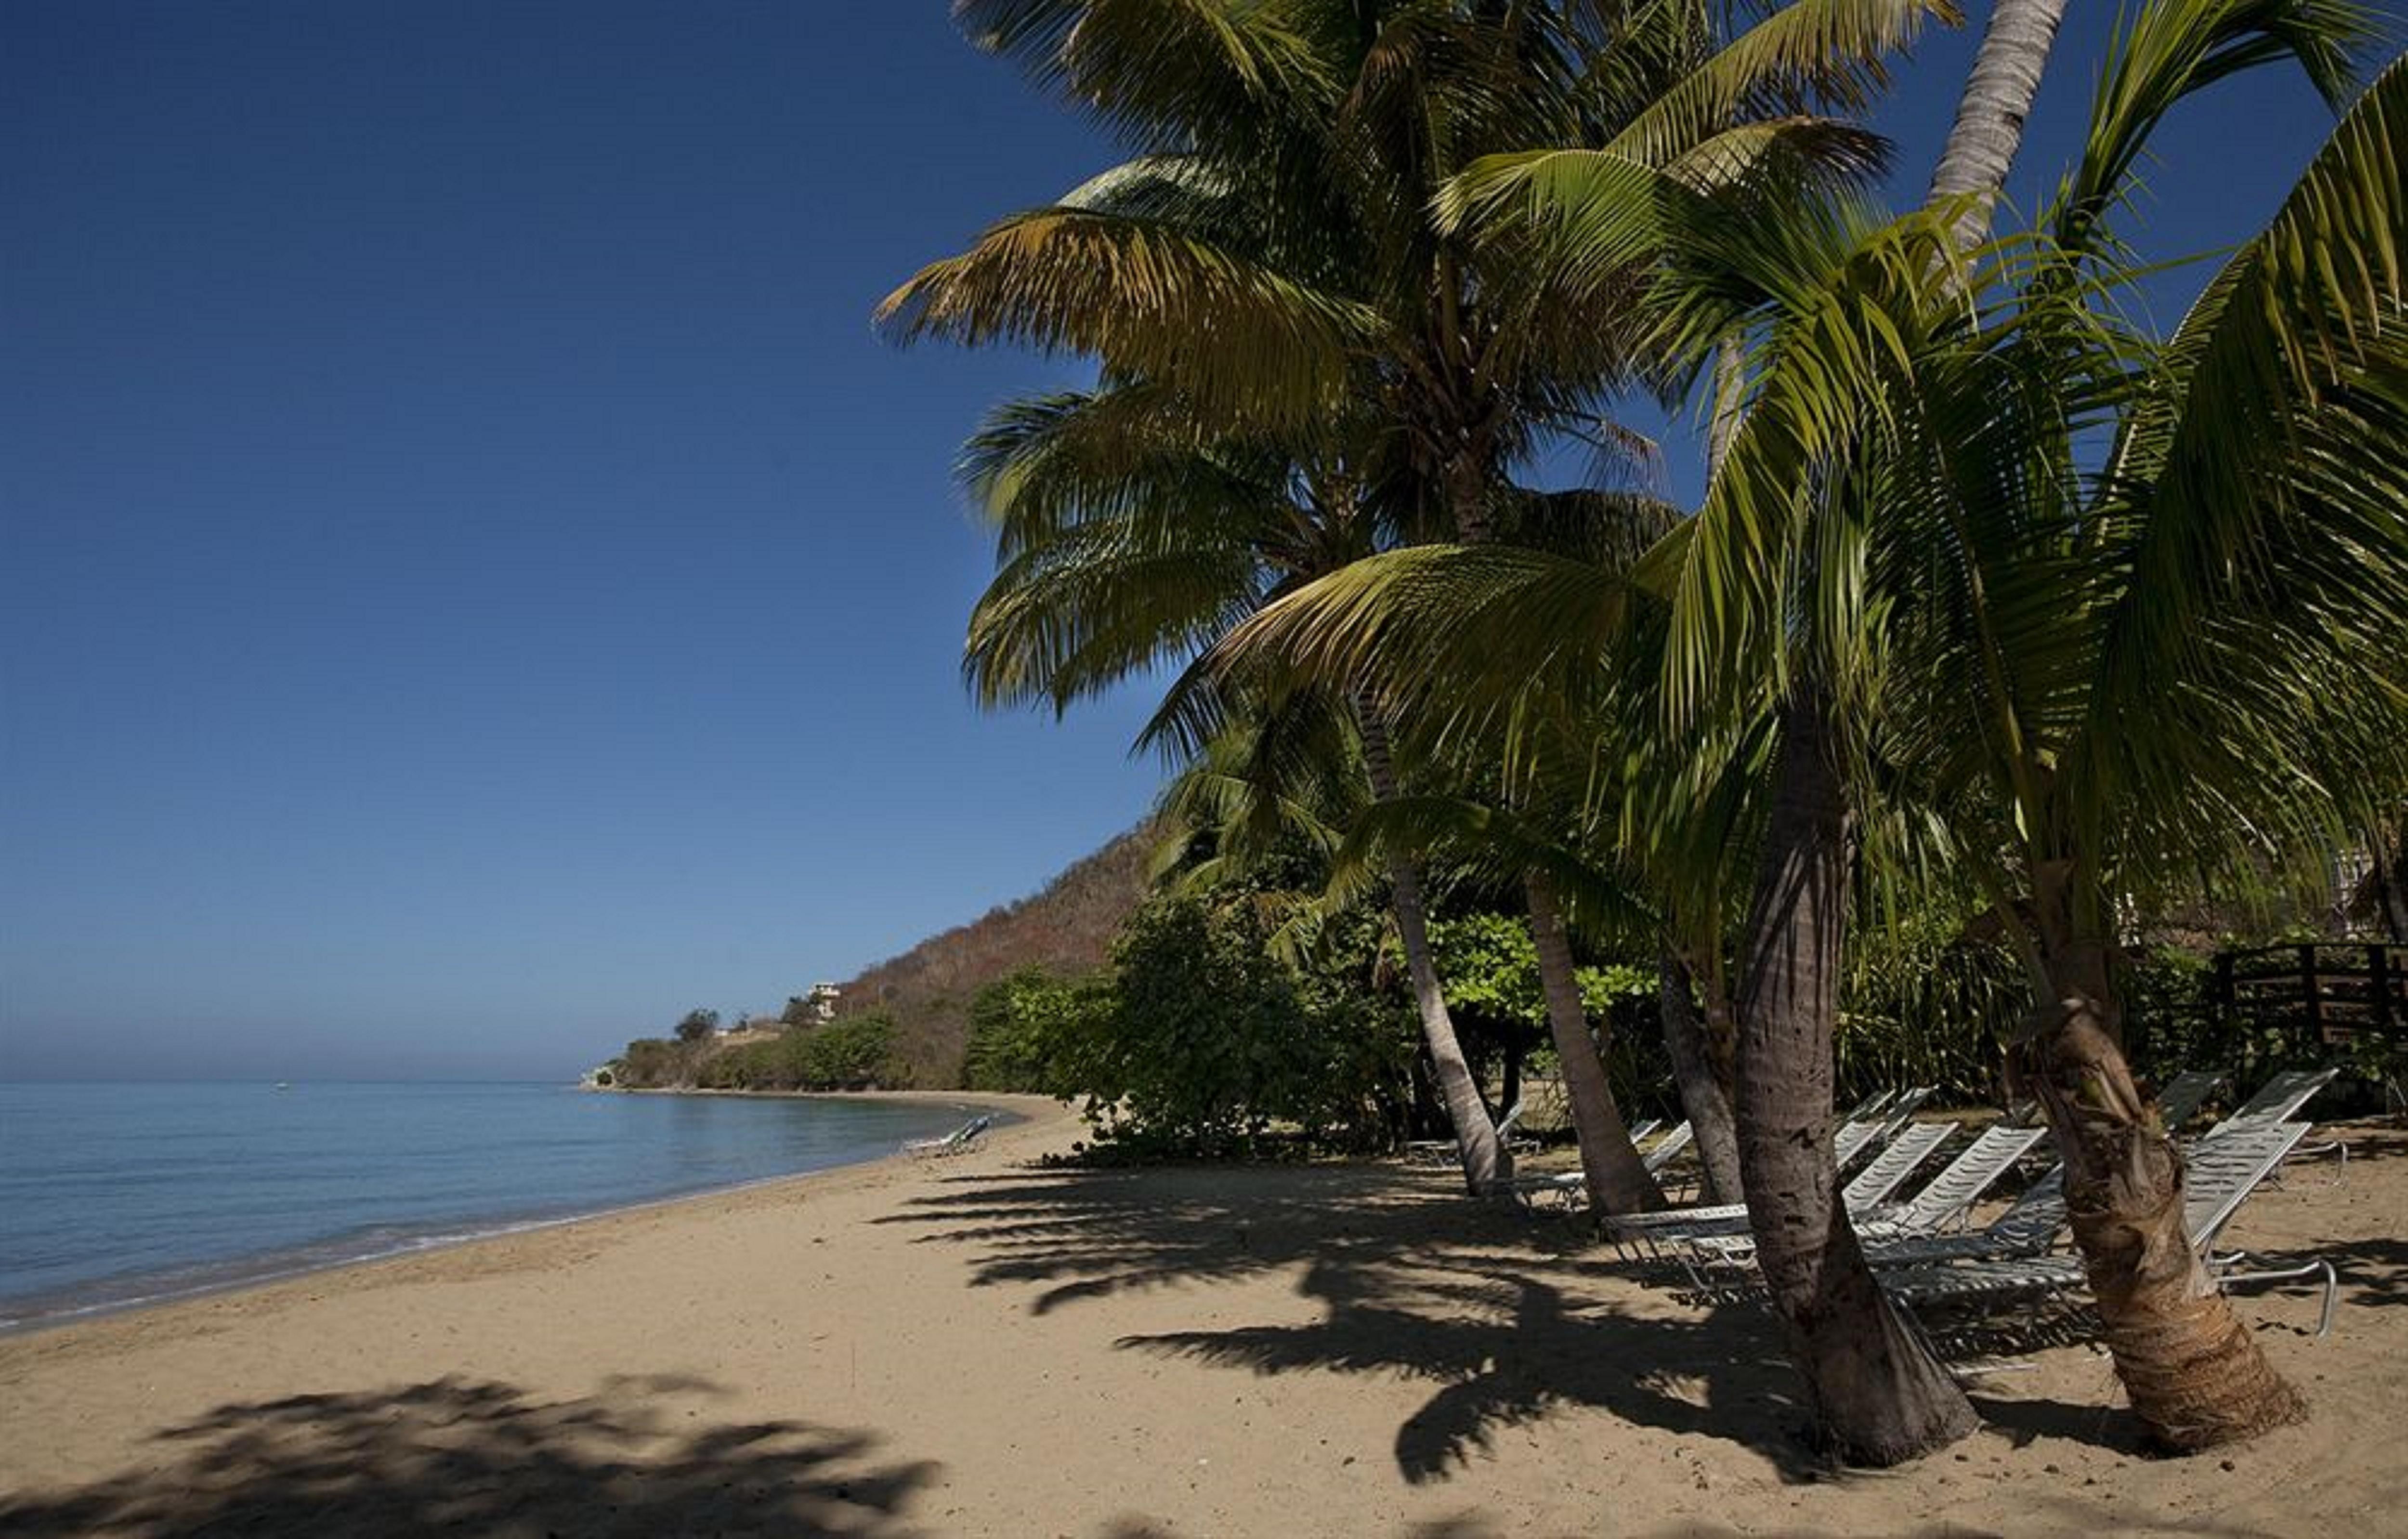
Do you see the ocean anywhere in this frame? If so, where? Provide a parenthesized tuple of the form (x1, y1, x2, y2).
(0, 1081, 992, 1332)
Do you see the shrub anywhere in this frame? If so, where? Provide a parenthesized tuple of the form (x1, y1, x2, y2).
(964, 968, 1083, 1092)
(1062, 894, 1414, 1158)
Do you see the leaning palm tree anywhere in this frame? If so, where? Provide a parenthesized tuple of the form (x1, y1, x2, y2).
(955, 376, 1529, 1187)
(1322, 705, 1681, 1214)
(1860, 52, 2406, 1449)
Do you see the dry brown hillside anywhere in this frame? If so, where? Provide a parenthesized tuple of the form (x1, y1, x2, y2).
(833, 825, 1157, 1086)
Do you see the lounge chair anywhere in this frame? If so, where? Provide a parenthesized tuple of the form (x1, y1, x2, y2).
(2200, 1065, 2346, 1165)
(903, 1114, 993, 1158)
(1862, 1124, 2053, 1238)
(2010, 1068, 2224, 1134)
(1479, 1115, 1675, 1210)
(2204, 1065, 2339, 1139)
(1869, 1111, 2315, 1269)
(1639, 1119, 1696, 1175)
(1675, 1124, 2055, 1271)
(2152, 1068, 2228, 1133)
(1406, 1100, 1525, 1167)
(1877, 1088, 1937, 1141)
(1602, 1118, 1948, 1245)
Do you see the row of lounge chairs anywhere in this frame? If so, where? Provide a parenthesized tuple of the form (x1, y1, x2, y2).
(1626, 1066, 2346, 1337)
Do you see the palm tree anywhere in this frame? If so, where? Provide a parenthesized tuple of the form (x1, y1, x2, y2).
(1860, 43, 2403, 1448)
(954, 373, 1538, 1185)
(966, 368, 1701, 1198)
(889, 0, 1942, 1191)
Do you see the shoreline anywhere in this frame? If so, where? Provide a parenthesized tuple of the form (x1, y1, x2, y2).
(0, 1089, 1069, 1343)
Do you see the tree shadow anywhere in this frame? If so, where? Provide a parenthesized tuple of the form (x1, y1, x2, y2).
(0, 1373, 937, 1539)
(886, 1164, 1828, 1484)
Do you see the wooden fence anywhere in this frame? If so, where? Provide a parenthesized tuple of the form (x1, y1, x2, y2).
(2211, 942, 2407, 1045)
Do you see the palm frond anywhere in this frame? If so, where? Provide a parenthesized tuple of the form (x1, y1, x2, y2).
(1605, 0, 1958, 168)
(2051, 0, 2378, 261)
(877, 206, 1374, 427)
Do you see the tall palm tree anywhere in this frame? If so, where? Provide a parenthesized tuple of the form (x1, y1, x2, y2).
(888, 0, 1941, 1190)
(1863, 43, 2403, 1448)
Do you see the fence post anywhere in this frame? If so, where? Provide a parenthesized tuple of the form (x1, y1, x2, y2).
(2374, 943, 2395, 1035)
(2301, 943, 2327, 1045)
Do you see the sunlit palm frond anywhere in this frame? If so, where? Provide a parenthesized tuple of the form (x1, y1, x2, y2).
(1604, 0, 1958, 168)
(955, 0, 1342, 150)
(2050, 0, 2377, 262)
(2076, 50, 2408, 872)
(877, 206, 1374, 428)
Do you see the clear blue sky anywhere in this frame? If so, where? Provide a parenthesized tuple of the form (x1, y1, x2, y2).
(1, 3, 2380, 1080)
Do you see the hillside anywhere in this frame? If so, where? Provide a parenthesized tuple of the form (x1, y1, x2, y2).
(832, 824, 1159, 1085)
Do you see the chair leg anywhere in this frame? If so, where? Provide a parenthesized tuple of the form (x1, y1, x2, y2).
(2218, 1257, 2340, 1338)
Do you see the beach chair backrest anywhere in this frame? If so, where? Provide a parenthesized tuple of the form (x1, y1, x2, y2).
(2208, 1067, 2339, 1134)
(1832, 1117, 1887, 1172)
(1625, 1118, 1662, 1145)
(2152, 1069, 2227, 1132)
(1886, 1123, 2049, 1232)
(1844, 1089, 1896, 1122)
(1493, 1101, 1527, 1141)
(1878, 1088, 1936, 1141)
(1982, 1166, 2068, 1251)
(1641, 1120, 1696, 1174)
(2183, 1119, 2310, 1247)
(1844, 1120, 1952, 1210)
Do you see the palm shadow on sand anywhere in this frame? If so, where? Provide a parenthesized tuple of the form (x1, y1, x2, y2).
(0, 1372, 938, 1539)
(885, 1163, 1830, 1482)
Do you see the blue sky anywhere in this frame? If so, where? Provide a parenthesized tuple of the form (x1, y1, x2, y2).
(1, 3, 2380, 1079)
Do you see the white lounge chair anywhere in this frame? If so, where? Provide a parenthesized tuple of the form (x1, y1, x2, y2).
(904, 1114, 993, 1158)
(2152, 1068, 2228, 1132)
(1405, 1100, 1525, 1167)
(1603, 1117, 1945, 1246)
(1676, 1124, 2055, 1272)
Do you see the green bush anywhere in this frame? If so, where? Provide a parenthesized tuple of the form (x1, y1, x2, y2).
(964, 968, 1081, 1092)
(1061, 894, 1414, 1158)
(1834, 917, 2031, 1109)
(692, 1013, 903, 1092)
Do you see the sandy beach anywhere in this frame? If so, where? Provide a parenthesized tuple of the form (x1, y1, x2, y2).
(2, 1099, 2402, 1538)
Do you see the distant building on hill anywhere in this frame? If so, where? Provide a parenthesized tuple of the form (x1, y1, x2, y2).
(805, 983, 841, 1023)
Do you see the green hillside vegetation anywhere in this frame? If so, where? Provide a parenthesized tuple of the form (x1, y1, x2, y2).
(601, 827, 1154, 1091)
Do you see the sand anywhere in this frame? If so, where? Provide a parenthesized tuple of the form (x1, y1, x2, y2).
(2, 1097, 2403, 1538)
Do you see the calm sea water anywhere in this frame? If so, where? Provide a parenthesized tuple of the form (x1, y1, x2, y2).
(0, 1082, 992, 1332)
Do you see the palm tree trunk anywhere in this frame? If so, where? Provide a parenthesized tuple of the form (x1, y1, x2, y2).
(1357, 697, 1506, 1193)
(1926, 0, 2073, 253)
(1733, 688, 1977, 1464)
(2008, 863, 2305, 1451)
(1660, 950, 1745, 1205)
(1526, 870, 1666, 1214)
